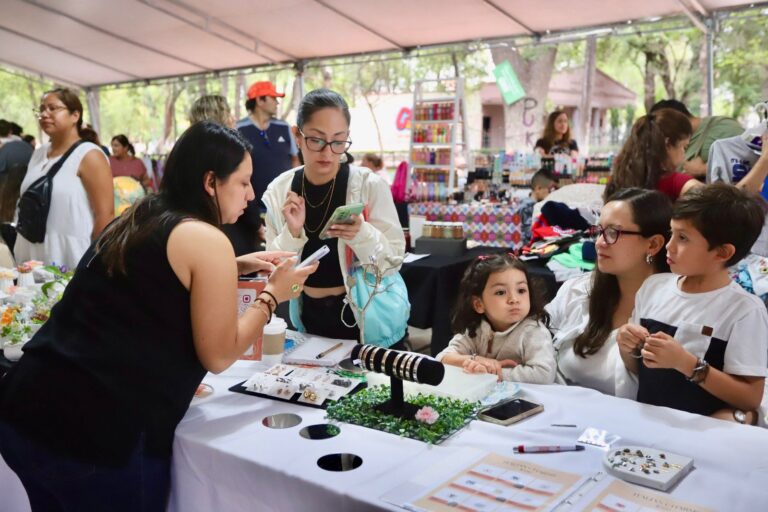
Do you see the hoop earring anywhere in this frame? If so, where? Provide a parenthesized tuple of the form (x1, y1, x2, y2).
(646, 254, 653, 265)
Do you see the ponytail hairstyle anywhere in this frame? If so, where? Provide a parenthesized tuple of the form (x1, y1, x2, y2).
(604, 108, 692, 200)
(572, 188, 672, 357)
(111, 134, 136, 156)
(451, 253, 550, 338)
(96, 122, 252, 275)
(43, 88, 84, 136)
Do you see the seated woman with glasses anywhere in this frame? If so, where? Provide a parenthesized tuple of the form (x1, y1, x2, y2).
(545, 188, 672, 395)
(263, 89, 405, 345)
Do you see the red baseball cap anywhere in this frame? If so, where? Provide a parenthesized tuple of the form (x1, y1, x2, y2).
(247, 81, 285, 99)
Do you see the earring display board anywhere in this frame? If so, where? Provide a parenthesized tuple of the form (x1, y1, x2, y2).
(229, 363, 366, 410)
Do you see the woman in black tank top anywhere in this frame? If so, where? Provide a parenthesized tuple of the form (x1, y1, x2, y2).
(0, 122, 317, 511)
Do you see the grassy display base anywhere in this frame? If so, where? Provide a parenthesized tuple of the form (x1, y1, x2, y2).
(325, 385, 480, 445)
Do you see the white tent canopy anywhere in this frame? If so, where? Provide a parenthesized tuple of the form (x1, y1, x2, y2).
(0, 0, 761, 88)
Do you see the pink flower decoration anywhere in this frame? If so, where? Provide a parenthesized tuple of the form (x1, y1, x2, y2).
(415, 406, 440, 425)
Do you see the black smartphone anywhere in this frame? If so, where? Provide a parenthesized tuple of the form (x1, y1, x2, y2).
(478, 398, 544, 426)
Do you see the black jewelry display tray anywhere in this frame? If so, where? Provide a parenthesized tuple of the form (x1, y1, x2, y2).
(229, 380, 367, 410)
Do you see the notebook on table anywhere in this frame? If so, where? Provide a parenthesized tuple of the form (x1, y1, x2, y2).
(283, 334, 358, 366)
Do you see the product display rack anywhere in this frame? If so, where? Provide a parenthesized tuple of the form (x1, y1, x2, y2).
(409, 78, 468, 202)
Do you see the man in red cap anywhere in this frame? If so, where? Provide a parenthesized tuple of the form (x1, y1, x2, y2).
(227, 81, 299, 255)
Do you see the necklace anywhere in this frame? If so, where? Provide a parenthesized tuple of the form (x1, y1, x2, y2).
(302, 171, 337, 233)
(301, 171, 336, 208)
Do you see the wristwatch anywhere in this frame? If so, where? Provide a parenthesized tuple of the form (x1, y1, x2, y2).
(733, 409, 747, 424)
(687, 357, 710, 384)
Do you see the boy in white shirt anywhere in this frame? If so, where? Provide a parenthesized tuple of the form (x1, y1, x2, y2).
(617, 184, 768, 424)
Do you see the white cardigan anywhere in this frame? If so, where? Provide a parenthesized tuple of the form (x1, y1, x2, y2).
(263, 164, 405, 291)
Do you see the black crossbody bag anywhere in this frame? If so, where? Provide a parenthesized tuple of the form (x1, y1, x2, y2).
(17, 140, 84, 243)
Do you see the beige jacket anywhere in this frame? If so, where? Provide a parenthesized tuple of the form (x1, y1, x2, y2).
(436, 318, 556, 384)
(263, 165, 405, 287)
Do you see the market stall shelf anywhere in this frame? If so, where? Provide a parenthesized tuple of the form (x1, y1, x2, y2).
(409, 201, 524, 249)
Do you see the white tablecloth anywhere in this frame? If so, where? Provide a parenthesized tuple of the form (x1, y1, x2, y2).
(169, 361, 768, 511)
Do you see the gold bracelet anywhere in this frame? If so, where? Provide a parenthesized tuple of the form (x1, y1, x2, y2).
(407, 353, 418, 381)
(359, 345, 374, 369)
(367, 347, 382, 372)
(358, 345, 371, 365)
(398, 353, 413, 380)
(412, 355, 423, 383)
(391, 352, 406, 379)
(405, 353, 417, 381)
(251, 302, 271, 324)
(383, 349, 397, 374)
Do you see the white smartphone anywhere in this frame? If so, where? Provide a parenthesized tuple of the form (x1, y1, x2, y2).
(296, 245, 330, 269)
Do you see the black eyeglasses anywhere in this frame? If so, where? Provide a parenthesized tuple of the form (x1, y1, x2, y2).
(588, 225, 644, 245)
(299, 131, 352, 154)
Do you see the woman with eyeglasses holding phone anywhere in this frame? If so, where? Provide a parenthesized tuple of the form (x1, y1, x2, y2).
(263, 89, 405, 344)
(545, 188, 672, 396)
(14, 88, 114, 269)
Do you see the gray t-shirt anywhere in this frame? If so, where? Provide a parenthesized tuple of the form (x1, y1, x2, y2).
(0, 140, 33, 174)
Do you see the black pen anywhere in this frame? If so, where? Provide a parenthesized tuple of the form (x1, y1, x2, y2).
(316, 342, 343, 360)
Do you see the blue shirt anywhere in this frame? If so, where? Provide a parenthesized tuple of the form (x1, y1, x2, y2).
(236, 117, 298, 215)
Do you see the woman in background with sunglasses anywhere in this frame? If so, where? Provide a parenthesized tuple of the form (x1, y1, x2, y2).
(545, 188, 672, 396)
(263, 89, 405, 345)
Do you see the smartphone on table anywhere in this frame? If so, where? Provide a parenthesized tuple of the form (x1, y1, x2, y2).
(319, 203, 365, 240)
(478, 398, 544, 426)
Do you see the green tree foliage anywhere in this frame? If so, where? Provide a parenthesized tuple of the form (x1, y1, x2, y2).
(715, 13, 768, 118)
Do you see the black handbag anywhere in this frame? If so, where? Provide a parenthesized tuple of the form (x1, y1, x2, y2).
(16, 141, 83, 243)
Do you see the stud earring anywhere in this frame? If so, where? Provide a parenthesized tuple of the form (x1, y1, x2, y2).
(646, 254, 653, 265)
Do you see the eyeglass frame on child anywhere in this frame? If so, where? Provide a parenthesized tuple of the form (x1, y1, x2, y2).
(588, 225, 644, 245)
(298, 130, 352, 154)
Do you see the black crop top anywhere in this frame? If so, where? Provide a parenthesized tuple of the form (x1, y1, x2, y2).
(291, 165, 350, 288)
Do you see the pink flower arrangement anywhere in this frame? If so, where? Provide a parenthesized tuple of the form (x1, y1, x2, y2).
(415, 406, 440, 425)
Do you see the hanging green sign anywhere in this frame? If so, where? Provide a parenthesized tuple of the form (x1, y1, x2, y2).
(493, 60, 525, 106)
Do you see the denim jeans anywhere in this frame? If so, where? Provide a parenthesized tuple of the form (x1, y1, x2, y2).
(0, 420, 170, 512)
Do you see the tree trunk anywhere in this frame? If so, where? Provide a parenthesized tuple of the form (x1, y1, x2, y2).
(161, 83, 184, 150)
(322, 67, 333, 89)
(579, 36, 597, 154)
(220, 74, 229, 100)
(644, 51, 657, 113)
(656, 50, 675, 99)
(362, 92, 384, 155)
(235, 72, 245, 121)
(490, 44, 558, 151)
(26, 79, 43, 143)
(451, 52, 461, 78)
(85, 87, 101, 135)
